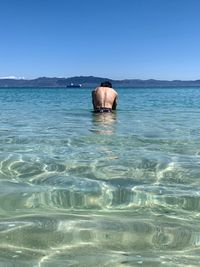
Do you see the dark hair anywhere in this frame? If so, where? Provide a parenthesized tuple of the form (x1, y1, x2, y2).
(100, 81, 112, 88)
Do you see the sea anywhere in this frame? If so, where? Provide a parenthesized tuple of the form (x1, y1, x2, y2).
(0, 87, 200, 267)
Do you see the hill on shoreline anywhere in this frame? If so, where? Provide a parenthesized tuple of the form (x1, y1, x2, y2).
(1, 76, 200, 88)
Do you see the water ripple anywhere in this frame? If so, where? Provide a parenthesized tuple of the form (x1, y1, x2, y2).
(1, 88, 200, 266)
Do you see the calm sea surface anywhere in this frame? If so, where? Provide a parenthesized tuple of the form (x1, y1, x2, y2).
(1, 87, 200, 266)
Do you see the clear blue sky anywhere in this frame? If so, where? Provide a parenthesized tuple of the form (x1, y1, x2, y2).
(1, 0, 200, 80)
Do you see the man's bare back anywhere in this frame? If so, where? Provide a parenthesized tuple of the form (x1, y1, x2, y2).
(92, 82, 118, 112)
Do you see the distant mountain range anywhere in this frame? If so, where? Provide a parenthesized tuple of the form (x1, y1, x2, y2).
(1, 76, 200, 88)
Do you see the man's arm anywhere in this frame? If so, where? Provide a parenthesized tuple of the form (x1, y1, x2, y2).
(92, 90, 96, 109)
(112, 95, 118, 110)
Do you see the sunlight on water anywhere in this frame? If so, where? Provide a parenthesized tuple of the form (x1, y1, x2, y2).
(1, 88, 200, 266)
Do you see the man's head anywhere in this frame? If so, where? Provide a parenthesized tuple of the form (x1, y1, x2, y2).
(100, 81, 112, 88)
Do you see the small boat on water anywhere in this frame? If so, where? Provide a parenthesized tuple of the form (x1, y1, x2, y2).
(66, 83, 82, 88)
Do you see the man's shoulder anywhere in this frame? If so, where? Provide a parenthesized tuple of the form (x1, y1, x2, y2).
(95, 86, 117, 94)
(110, 88, 118, 95)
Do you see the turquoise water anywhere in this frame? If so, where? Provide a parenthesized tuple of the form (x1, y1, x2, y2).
(1, 87, 200, 266)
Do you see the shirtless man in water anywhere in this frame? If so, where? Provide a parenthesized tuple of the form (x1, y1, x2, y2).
(92, 81, 118, 112)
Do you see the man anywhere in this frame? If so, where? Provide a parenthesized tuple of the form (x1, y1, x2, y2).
(92, 81, 118, 113)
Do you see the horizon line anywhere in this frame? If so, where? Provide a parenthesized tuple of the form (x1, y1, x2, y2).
(0, 76, 200, 82)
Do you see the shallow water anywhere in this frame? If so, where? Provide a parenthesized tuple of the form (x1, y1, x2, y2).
(1, 87, 200, 266)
